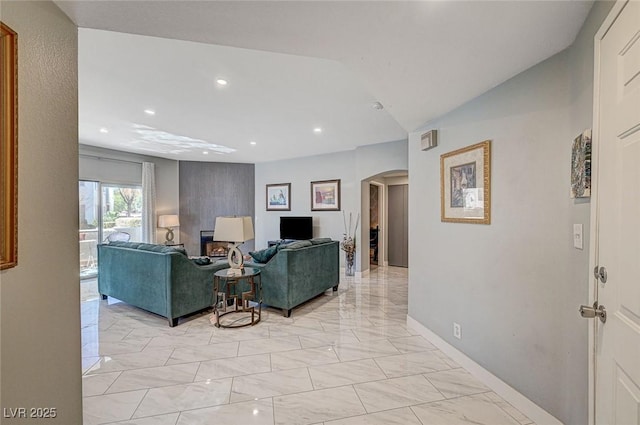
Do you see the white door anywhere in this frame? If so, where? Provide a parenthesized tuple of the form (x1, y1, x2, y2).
(591, 1, 640, 423)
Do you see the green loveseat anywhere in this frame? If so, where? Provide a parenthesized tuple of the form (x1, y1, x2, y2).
(97, 241, 228, 326)
(246, 239, 340, 317)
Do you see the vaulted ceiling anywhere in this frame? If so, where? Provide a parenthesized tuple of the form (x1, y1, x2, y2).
(56, 1, 594, 163)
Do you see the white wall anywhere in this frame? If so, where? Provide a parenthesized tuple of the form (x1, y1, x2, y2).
(0, 1, 82, 423)
(79, 145, 180, 244)
(255, 140, 407, 271)
(407, 2, 613, 424)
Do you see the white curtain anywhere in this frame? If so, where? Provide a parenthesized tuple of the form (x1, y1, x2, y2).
(142, 162, 157, 243)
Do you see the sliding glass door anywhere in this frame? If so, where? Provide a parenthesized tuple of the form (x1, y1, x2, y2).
(79, 181, 100, 278)
(101, 184, 143, 243)
(79, 181, 143, 279)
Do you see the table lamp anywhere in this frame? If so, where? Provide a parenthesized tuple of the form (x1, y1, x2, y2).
(158, 214, 180, 245)
(214, 216, 254, 269)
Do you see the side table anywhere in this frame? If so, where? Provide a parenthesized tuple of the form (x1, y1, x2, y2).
(213, 267, 262, 328)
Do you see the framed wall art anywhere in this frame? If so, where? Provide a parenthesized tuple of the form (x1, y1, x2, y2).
(441, 140, 491, 224)
(266, 183, 291, 211)
(570, 129, 591, 199)
(311, 179, 340, 211)
(1, 22, 18, 270)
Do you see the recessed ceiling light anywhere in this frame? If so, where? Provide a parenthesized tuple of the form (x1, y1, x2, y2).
(203, 151, 209, 155)
(250, 141, 257, 146)
(99, 128, 109, 134)
(216, 79, 228, 86)
(313, 127, 322, 134)
(144, 109, 156, 116)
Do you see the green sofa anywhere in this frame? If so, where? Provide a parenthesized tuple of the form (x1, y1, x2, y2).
(246, 239, 340, 317)
(97, 241, 228, 326)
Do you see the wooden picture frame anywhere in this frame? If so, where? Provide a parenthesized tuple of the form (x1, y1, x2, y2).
(1, 22, 18, 270)
(441, 140, 491, 224)
(266, 183, 291, 211)
(311, 179, 341, 211)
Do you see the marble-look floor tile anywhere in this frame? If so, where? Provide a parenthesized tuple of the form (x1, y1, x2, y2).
(231, 367, 314, 403)
(238, 336, 302, 356)
(83, 356, 101, 374)
(373, 350, 451, 378)
(166, 341, 239, 364)
(107, 362, 199, 393)
(195, 354, 271, 381)
(432, 349, 461, 369)
(86, 349, 173, 375)
(298, 330, 360, 349)
(424, 368, 490, 398)
(208, 325, 271, 343)
(274, 385, 366, 425)
(111, 413, 180, 425)
(83, 371, 121, 396)
(324, 407, 423, 425)
(354, 374, 444, 413)
(176, 398, 274, 425)
(133, 379, 233, 418)
(83, 389, 147, 425)
(352, 325, 412, 342)
(388, 335, 436, 353)
(83, 338, 152, 357)
(484, 392, 534, 425)
(410, 393, 521, 425)
(308, 359, 386, 389)
(144, 332, 213, 350)
(271, 346, 340, 371)
(268, 318, 325, 337)
(333, 339, 400, 362)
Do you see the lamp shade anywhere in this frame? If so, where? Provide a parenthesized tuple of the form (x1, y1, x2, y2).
(158, 214, 180, 228)
(214, 216, 254, 243)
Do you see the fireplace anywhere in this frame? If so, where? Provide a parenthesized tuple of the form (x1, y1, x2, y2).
(200, 230, 229, 257)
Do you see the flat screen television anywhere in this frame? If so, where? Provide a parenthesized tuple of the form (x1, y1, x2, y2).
(280, 216, 313, 240)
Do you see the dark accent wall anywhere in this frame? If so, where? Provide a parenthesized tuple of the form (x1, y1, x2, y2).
(179, 162, 255, 256)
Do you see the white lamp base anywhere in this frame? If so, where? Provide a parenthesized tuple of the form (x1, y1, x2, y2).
(227, 243, 244, 269)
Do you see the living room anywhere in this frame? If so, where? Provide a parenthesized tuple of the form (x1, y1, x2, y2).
(2, 1, 628, 424)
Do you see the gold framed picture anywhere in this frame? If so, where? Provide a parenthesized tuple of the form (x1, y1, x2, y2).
(311, 179, 340, 211)
(1, 22, 18, 270)
(440, 140, 491, 224)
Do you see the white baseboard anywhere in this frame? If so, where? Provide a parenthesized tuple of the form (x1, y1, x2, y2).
(406, 315, 563, 425)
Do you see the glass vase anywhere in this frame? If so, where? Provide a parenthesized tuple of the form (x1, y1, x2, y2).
(345, 251, 355, 276)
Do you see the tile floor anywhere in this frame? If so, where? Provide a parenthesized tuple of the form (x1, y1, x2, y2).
(81, 266, 535, 425)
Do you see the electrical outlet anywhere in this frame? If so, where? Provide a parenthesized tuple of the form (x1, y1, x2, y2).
(453, 322, 461, 339)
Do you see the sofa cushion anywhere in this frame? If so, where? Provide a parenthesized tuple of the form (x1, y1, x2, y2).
(249, 244, 279, 263)
(281, 240, 313, 250)
(107, 241, 141, 249)
(310, 237, 333, 245)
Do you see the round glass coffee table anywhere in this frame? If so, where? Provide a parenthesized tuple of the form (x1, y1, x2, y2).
(212, 267, 262, 328)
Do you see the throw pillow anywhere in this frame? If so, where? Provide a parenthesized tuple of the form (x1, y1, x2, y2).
(249, 245, 278, 263)
(191, 257, 211, 265)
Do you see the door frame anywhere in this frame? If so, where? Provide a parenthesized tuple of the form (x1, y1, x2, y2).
(588, 2, 628, 423)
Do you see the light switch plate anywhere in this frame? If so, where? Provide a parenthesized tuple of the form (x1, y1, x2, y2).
(573, 224, 583, 250)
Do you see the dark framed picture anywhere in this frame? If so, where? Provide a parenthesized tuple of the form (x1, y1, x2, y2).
(440, 140, 491, 224)
(311, 179, 341, 211)
(266, 183, 291, 211)
(1, 22, 18, 270)
(570, 129, 591, 199)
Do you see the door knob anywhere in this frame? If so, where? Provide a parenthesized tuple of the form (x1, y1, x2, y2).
(579, 301, 607, 323)
(593, 265, 607, 284)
